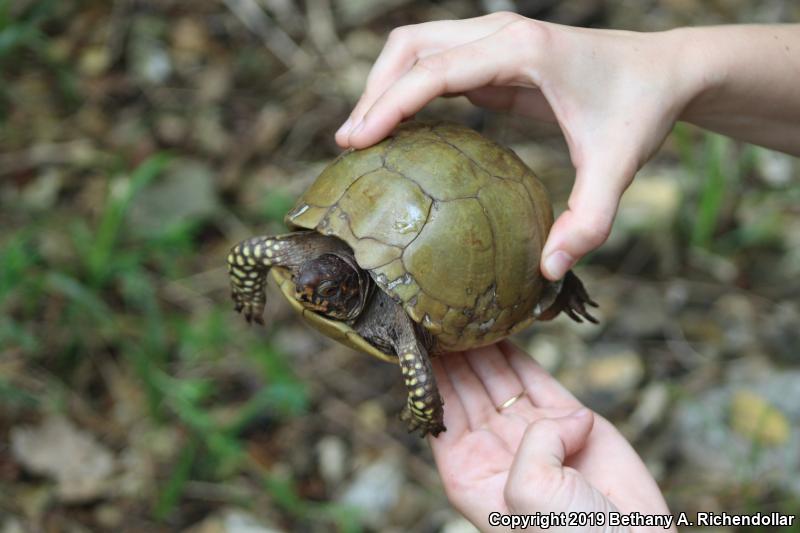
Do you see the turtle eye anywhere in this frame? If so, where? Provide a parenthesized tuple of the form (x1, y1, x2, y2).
(317, 281, 337, 298)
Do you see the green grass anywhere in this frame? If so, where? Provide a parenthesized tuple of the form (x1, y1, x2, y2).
(672, 125, 766, 255)
(0, 151, 324, 525)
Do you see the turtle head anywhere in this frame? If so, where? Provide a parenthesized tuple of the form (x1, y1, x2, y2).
(294, 252, 369, 321)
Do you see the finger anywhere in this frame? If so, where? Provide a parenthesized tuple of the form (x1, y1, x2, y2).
(504, 408, 594, 511)
(540, 155, 634, 280)
(336, 13, 521, 146)
(500, 340, 582, 409)
(465, 86, 555, 122)
(519, 409, 594, 469)
(441, 351, 495, 431)
(346, 22, 539, 149)
(428, 358, 468, 444)
(464, 344, 532, 415)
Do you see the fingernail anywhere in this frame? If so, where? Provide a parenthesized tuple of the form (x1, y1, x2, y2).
(543, 250, 574, 280)
(336, 117, 353, 137)
(350, 118, 365, 137)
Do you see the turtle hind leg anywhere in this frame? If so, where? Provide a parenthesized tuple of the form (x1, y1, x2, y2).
(535, 270, 598, 324)
(396, 341, 445, 437)
(558, 271, 599, 324)
(227, 231, 345, 324)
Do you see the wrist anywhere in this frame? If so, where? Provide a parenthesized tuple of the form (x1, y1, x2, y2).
(664, 26, 727, 123)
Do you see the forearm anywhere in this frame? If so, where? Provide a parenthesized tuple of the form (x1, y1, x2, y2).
(674, 24, 800, 156)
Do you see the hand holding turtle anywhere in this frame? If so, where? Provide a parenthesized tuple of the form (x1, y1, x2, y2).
(336, 14, 800, 280)
(430, 341, 676, 533)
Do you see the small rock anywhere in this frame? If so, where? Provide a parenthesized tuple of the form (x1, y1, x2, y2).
(729, 389, 790, 446)
(440, 515, 480, 533)
(616, 170, 682, 231)
(171, 17, 209, 59)
(340, 452, 405, 529)
(79, 45, 111, 77)
(184, 509, 284, 533)
(562, 344, 644, 414)
(525, 334, 563, 374)
(10, 415, 116, 503)
(129, 17, 172, 84)
(316, 435, 348, 487)
(355, 400, 388, 434)
(756, 147, 795, 186)
(674, 371, 800, 497)
(1, 517, 26, 533)
(127, 159, 219, 237)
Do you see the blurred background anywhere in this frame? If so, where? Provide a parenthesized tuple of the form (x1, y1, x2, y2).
(1, 0, 799, 531)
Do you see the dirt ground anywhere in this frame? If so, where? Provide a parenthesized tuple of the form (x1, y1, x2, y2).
(1, 1, 799, 531)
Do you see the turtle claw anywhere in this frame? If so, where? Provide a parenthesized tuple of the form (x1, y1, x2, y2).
(559, 271, 599, 324)
(534, 271, 598, 324)
(400, 405, 446, 438)
(231, 291, 266, 325)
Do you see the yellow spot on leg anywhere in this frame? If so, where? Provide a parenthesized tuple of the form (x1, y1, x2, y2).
(403, 354, 415, 362)
(414, 401, 425, 410)
(236, 255, 245, 266)
(407, 377, 418, 386)
(253, 244, 262, 257)
(242, 246, 251, 257)
(414, 362, 422, 370)
(414, 387, 425, 398)
(266, 249, 273, 258)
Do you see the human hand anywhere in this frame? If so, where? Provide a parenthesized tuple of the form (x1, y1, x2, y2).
(429, 340, 675, 533)
(334, 13, 698, 281)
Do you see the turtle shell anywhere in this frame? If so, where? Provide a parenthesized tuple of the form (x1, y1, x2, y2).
(282, 121, 553, 354)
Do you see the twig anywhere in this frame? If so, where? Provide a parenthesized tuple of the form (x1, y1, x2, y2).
(222, 0, 312, 71)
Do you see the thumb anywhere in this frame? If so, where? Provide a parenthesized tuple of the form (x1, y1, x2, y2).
(504, 408, 594, 512)
(540, 157, 634, 280)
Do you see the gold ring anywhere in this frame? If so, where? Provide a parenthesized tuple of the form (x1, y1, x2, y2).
(496, 391, 526, 412)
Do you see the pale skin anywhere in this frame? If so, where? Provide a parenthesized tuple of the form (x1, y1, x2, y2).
(335, 13, 800, 532)
(430, 341, 675, 533)
(335, 14, 800, 281)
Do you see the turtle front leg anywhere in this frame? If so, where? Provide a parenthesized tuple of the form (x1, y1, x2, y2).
(396, 339, 445, 437)
(227, 232, 345, 323)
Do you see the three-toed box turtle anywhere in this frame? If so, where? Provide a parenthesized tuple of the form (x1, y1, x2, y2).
(227, 121, 596, 436)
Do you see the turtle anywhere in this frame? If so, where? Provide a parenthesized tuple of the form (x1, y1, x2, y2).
(227, 121, 597, 437)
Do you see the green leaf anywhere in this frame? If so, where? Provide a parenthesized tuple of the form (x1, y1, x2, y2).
(87, 153, 172, 286)
(154, 437, 198, 520)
